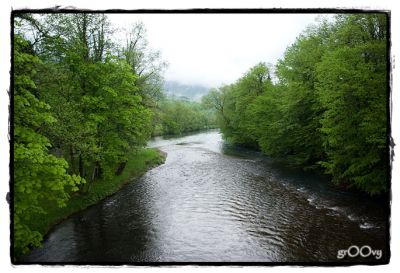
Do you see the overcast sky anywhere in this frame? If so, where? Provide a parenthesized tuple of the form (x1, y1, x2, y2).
(108, 14, 322, 87)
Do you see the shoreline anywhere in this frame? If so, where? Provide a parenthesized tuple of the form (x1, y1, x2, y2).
(18, 148, 166, 261)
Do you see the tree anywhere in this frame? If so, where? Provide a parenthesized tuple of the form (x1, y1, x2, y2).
(26, 14, 116, 180)
(202, 85, 234, 134)
(13, 13, 172, 257)
(211, 63, 272, 148)
(156, 98, 214, 135)
(245, 84, 284, 157)
(83, 57, 154, 179)
(119, 22, 168, 106)
(19, 14, 160, 183)
(316, 14, 388, 194)
(207, 14, 388, 195)
(13, 34, 84, 256)
(271, 23, 330, 167)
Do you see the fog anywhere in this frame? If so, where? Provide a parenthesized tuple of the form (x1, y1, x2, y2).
(109, 13, 322, 87)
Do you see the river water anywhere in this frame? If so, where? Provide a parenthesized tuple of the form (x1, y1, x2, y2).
(22, 130, 389, 263)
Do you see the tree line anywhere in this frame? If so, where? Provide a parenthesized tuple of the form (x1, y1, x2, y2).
(13, 12, 388, 257)
(203, 14, 388, 196)
(152, 97, 216, 136)
(13, 14, 181, 256)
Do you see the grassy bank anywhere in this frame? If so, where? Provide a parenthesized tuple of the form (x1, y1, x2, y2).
(26, 148, 166, 247)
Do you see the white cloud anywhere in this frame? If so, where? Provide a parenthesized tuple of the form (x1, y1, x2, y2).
(108, 13, 321, 87)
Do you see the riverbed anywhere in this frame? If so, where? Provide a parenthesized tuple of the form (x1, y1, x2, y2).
(21, 130, 389, 263)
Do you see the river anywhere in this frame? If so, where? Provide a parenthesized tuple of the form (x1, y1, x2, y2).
(21, 130, 389, 263)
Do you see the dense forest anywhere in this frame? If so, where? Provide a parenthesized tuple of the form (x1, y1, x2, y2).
(203, 14, 388, 196)
(12, 14, 213, 257)
(152, 98, 216, 136)
(13, 13, 388, 259)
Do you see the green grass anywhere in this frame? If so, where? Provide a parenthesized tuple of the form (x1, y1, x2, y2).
(29, 148, 166, 237)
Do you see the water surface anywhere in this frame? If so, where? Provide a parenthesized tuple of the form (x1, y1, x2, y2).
(22, 130, 389, 263)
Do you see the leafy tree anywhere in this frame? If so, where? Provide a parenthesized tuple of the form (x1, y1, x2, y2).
(270, 24, 330, 167)
(13, 14, 170, 257)
(154, 98, 215, 135)
(207, 14, 388, 195)
(316, 14, 388, 194)
(18, 14, 160, 182)
(245, 84, 285, 156)
(213, 63, 272, 148)
(13, 34, 84, 256)
(26, 14, 116, 180)
(84, 57, 154, 179)
(119, 22, 167, 107)
(202, 85, 234, 137)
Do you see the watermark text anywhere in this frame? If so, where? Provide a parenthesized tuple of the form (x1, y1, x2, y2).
(337, 245, 382, 260)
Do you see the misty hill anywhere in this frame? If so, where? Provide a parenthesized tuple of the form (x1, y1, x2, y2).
(163, 81, 210, 101)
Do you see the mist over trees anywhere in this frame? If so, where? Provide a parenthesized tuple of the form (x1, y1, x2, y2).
(204, 14, 388, 195)
(13, 12, 388, 258)
(163, 81, 210, 101)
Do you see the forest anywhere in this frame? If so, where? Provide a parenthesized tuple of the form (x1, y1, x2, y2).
(203, 14, 388, 196)
(152, 98, 216, 136)
(13, 14, 216, 257)
(13, 13, 388, 259)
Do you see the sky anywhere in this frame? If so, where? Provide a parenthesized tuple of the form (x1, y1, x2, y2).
(108, 14, 321, 88)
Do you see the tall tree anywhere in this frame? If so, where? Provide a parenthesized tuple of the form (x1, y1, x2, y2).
(271, 23, 330, 167)
(207, 14, 388, 195)
(120, 22, 167, 106)
(13, 13, 171, 257)
(13, 34, 84, 256)
(316, 14, 388, 194)
(216, 63, 272, 147)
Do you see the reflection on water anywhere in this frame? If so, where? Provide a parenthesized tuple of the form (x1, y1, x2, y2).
(22, 130, 389, 263)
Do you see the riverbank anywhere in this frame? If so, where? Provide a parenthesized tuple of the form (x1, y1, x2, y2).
(20, 130, 389, 263)
(20, 148, 166, 259)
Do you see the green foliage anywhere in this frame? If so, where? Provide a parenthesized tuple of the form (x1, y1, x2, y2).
(21, 14, 160, 182)
(154, 98, 216, 136)
(209, 63, 272, 148)
(268, 24, 329, 167)
(202, 86, 233, 137)
(13, 35, 85, 256)
(120, 22, 167, 106)
(208, 14, 388, 195)
(245, 84, 286, 156)
(76, 58, 154, 179)
(27, 148, 165, 246)
(316, 14, 387, 194)
(13, 13, 167, 259)
(12, 13, 389, 261)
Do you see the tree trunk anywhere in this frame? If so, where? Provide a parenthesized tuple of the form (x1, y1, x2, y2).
(69, 146, 74, 173)
(79, 154, 84, 178)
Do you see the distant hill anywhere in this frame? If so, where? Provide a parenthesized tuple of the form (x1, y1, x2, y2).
(163, 81, 210, 101)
